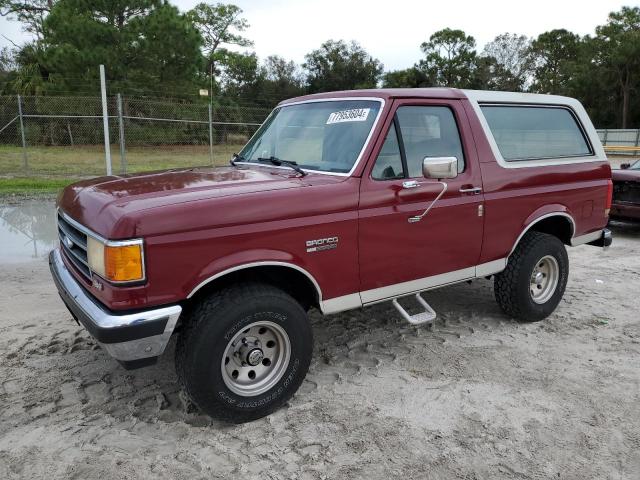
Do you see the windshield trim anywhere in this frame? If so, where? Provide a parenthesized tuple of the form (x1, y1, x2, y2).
(235, 96, 386, 177)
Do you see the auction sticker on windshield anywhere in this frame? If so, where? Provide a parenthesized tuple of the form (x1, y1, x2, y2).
(326, 108, 370, 124)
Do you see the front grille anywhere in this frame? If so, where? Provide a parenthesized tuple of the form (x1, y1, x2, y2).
(613, 180, 640, 204)
(57, 212, 91, 279)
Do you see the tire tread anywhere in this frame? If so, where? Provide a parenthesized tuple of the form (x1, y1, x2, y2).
(176, 282, 310, 423)
(494, 231, 567, 322)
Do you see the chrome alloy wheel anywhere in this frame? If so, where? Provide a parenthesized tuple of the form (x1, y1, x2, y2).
(221, 321, 291, 397)
(530, 255, 559, 304)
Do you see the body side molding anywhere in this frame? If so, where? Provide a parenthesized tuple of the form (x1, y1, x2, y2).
(324, 258, 509, 314)
(570, 229, 604, 246)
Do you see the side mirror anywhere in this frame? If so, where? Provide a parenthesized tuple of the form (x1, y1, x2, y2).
(422, 156, 458, 179)
(621, 163, 631, 169)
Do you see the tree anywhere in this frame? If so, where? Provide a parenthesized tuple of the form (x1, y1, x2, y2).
(216, 50, 258, 97)
(529, 29, 581, 94)
(593, 6, 640, 128)
(0, 47, 16, 92)
(418, 28, 477, 88)
(9, 43, 48, 94)
(36, 0, 202, 94)
(257, 55, 305, 101)
(303, 40, 382, 93)
(382, 67, 432, 88)
(0, 0, 56, 38)
(221, 55, 305, 106)
(187, 2, 253, 90)
(0, 47, 14, 73)
(132, 3, 204, 85)
(566, 37, 618, 128)
(471, 56, 518, 91)
(481, 33, 533, 91)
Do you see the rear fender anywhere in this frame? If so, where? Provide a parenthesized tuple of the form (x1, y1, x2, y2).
(509, 205, 576, 255)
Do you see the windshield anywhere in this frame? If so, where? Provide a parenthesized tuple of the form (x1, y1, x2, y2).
(629, 160, 640, 170)
(239, 99, 382, 174)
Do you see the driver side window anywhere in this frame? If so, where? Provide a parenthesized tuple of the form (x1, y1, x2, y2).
(397, 106, 465, 178)
(371, 122, 405, 180)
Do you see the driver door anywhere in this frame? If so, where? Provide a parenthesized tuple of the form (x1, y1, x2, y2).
(357, 99, 484, 303)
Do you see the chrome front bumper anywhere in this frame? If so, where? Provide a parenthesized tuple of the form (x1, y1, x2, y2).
(49, 249, 182, 369)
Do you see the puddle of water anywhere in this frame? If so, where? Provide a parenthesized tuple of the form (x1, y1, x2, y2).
(0, 200, 57, 264)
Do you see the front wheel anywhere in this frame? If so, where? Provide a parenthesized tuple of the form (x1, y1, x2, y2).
(494, 231, 569, 322)
(176, 283, 313, 423)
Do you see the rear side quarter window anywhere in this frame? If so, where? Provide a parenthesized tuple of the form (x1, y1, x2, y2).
(480, 105, 593, 161)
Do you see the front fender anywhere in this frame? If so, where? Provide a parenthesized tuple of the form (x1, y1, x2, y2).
(184, 248, 323, 301)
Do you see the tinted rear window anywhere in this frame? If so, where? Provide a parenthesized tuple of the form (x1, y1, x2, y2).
(480, 105, 592, 161)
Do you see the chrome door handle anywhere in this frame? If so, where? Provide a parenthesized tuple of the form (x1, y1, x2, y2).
(403, 180, 420, 189)
(459, 186, 482, 194)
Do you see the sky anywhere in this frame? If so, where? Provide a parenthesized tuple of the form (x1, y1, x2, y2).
(0, 0, 633, 71)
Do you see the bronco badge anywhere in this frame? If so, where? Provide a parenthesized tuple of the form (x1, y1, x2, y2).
(306, 236, 338, 253)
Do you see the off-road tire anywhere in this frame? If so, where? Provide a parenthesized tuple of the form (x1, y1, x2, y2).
(494, 231, 569, 322)
(176, 282, 313, 423)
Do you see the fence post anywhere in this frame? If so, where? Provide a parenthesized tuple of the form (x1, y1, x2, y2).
(99, 65, 112, 176)
(603, 129, 608, 145)
(17, 94, 28, 171)
(208, 103, 214, 165)
(117, 93, 127, 174)
(635, 128, 640, 148)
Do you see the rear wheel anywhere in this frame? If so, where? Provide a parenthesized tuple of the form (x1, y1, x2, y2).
(494, 231, 569, 322)
(176, 282, 313, 423)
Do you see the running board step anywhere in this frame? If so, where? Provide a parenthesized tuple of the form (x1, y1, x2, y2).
(392, 293, 436, 325)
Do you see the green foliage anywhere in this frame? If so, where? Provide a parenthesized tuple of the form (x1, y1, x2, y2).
(187, 2, 252, 89)
(529, 29, 581, 94)
(382, 67, 431, 88)
(418, 28, 477, 88)
(241, 55, 305, 106)
(33, 0, 202, 94)
(215, 50, 258, 94)
(0, 47, 17, 93)
(0, 47, 14, 72)
(303, 40, 383, 93)
(471, 56, 520, 91)
(480, 33, 533, 91)
(2, 2, 640, 128)
(188, 2, 252, 55)
(592, 6, 640, 128)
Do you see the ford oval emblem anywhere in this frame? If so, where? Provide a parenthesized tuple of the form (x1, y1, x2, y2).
(63, 235, 74, 249)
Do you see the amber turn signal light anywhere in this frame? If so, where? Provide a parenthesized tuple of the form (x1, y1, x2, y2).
(104, 244, 144, 282)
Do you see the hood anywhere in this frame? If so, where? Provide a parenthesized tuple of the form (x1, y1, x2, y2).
(612, 168, 640, 182)
(58, 165, 328, 237)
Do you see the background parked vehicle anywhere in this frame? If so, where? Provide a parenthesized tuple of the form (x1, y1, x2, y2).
(610, 160, 640, 221)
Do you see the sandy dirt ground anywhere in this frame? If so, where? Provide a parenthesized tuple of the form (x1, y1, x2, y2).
(1, 204, 639, 479)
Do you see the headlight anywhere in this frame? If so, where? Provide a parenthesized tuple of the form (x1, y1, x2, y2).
(87, 237, 145, 283)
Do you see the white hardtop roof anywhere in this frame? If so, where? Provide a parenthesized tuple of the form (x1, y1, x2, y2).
(462, 89, 581, 108)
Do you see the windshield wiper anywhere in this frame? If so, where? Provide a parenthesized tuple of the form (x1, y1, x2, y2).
(230, 153, 245, 167)
(256, 156, 306, 176)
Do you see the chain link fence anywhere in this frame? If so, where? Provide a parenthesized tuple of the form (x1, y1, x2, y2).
(3, 95, 637, 178)
(0, 95, 273, 177)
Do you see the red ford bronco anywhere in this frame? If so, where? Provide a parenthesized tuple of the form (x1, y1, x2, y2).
(50, 88, 613, 422)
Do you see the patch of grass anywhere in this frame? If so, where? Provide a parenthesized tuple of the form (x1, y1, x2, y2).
(0, 144, 243, 178)
(0, 143, 245, 195)
(0, 177, 79, 196)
